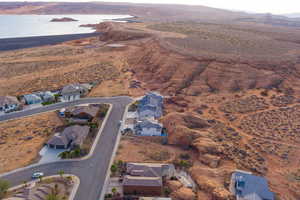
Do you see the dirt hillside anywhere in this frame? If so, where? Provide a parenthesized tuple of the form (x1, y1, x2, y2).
(97, 22, 300, 200)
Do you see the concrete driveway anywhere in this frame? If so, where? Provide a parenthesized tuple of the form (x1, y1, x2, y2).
(38, 146, 66, 164)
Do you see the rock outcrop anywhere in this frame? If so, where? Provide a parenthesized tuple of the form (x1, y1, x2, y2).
(50, 17, 78, 22)
(166, 180, 183, 192)
(97, 22, 151, 42)
(199, 154, 221, 168)
(171, 187, 196, 200)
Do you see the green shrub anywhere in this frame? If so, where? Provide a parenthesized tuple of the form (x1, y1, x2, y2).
(105, 194, 113, 199)
(0, 179, 10, 199)
(42, 101, 55, 106)
(110, 164, 118, 175)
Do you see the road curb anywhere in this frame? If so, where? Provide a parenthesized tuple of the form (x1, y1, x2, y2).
(71, 103, 113, 161)
(0, 96, 133, 200)
(0, 96, 130, 123)
(0, 103, 113, 177)
(99, 102, 130, 200)
(8, 174, 80, 200)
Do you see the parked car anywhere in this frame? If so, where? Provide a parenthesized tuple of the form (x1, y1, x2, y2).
(32, 172, 44, 179)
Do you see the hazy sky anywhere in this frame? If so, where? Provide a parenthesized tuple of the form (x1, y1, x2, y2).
(4, 0, 300, 14)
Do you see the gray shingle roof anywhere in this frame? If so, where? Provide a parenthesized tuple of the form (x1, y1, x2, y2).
(61, 84, 88, 95)
(123, 175, 162, 187)
(35, 91, 55, 101)
(139, 105, 157, 112)
(47, 125, 89, 147)
(69, 106, 99, 118)
(126, 163, 164, 177)
(63, 125, 90, 146)
(135, 120, 162, 130)
(0, 96, 19, 107)
(140, 92, 163, 107)
(23, 94, 42, 102)
(232, 171, 274, 200)
(47, 133, 69, 147)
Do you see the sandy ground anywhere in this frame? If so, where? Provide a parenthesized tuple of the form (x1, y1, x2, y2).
(115, 136, 192, 164)
(0, 112, 63, 173)
(173, 89, 300, 199)
(0, 36, 146, 98)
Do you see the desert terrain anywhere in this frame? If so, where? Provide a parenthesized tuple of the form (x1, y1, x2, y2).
(0, 112, 63, 174)
(0, 2, 300, 199)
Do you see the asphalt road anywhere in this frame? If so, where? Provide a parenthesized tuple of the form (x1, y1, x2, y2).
(0, 97, 132, 200)
(0, 32, 100, 51)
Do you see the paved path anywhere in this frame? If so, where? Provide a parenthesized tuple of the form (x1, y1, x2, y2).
(0, 96, 132, 200)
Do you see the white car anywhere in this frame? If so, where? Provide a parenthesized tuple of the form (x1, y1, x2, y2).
(32, 172, 44, 179)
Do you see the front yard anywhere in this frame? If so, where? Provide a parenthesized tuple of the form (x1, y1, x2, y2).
(3, 175, 76, 200)
(0, 112, 63, 174)
(58, 104, 110, 159)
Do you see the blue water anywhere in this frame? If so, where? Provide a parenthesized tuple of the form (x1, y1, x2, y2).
(0, 14, 131, 39)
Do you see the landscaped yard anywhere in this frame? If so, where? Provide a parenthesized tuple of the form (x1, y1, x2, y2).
(3, 175, 76, 200)
(59, 104, 110, 159)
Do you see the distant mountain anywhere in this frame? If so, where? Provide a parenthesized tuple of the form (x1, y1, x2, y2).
(236, 13, 300, 28)
(283, 13, 300, 18)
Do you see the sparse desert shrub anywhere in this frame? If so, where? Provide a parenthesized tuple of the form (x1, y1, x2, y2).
(180, 153, 191, 160)
(230, 80, 242, 92)
(164, 187, 171, 196)
(267, 78, 283, 89)
(173, 159, 192, 169)
(148, 151, 171, 161)
(260, 90, 269, 97)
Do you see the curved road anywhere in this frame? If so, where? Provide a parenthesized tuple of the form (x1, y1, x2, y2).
(0, 97, 132, 200)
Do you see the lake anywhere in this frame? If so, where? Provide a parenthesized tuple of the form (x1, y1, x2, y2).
(0, 14, 131, 39)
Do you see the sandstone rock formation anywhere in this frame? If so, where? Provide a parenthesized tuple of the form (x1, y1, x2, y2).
(199, 154, 221, 168)
(166, 180, 183, 192)
(171, 187, 196, 200)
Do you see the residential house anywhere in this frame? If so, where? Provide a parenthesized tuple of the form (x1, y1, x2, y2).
(123, 176, 162, 196)
(0, 96, 20, 113)
(46, 125, 89, 149)
(126, 163, 174, 178)
(134, 120, 163, 136)
(36, 91, 55, 103)
(66, 105, 99, 121)
(23, 94, 43, 105)
(61, 84, 89, 102)
(139, 92, 163, 108)
(230, 170, 274, 200)
(123, 163, 174, 196)
(138, 92, 163, 120)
